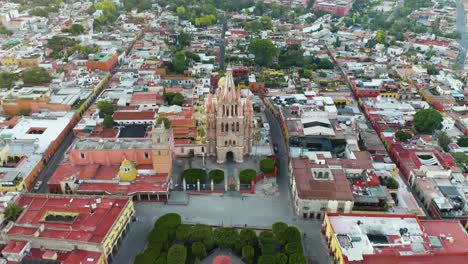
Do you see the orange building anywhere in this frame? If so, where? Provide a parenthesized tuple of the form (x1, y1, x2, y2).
(2, 98, 71, 116)
(86, 52, 119, 71)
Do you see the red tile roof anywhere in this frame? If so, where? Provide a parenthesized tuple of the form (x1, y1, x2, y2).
(2, 240, 28, 254)
(8, 194, 130, 244)
(291, 158, 354, 201)
(28, 248, 102, 264)
(113, 111, 155, 121)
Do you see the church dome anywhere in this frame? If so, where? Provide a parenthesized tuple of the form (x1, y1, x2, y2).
(118, 159, 137, 182)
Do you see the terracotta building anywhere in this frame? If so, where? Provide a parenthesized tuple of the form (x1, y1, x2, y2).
(206, 68, 254, 163)
(86, 52, 119, 71)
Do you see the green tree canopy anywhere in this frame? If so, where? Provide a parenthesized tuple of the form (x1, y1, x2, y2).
(191, 241, 206, 259)
(239, 169, 257, 184)
(182, 168, 207, 184)
(395, 130, 412, 142)
(413, 109, 443, 133)
(260, 158, 276, 173)
(276, 253, 288, 264)
(248, 38, 278, 67)
(163, 92, 184, 106)
(157, 117, 172, 128)
(438, 131, 451, 152)
(103, 115, 113, 129)
(242, 245, 255, 264)
(23, 66, 52, 84)
(0, 72, 18, 89)
(425, 64, 440, 75)
(4, 204, 24, 222)
(167, 244, 186, 264)
(96, 100, 115, 117)
(213, 227, 239, 250)
(209, 169, 224, 183)
(457, 137, 468, 147)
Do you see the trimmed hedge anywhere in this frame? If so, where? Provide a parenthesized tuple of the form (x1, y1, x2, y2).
(167, 244, 186, 264)
(154, 213, 181, 230)
(242, 245, 255, 264)
(260, 158, 275, 173)
(259, 231, 276, 245)
(261, 243, 275, 255)
(258, 255, 275, 264)
(275, 253, 288, 264)
(288, 253, 306, 264)
(214, 227, 239, 250)
(209, 169, 225, 183)
(191, 241, 206, 259)
(284, 226, 301, 243)
(182, 168, 207, 184)
(285, 242, 303, 255)
(240, 229, 257, 246)
(239, 169, 257, 184)
(190, 224, 212, 241)
(272, 222, 288, 244)
(175, 224, 191, 242)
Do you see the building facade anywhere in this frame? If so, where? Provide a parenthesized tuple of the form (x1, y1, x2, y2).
(206, 68, 254, 163)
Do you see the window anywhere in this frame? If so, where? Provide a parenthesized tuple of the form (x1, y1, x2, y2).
(221, 123, 224, 132)
(201, 147, 204, 153)
(225, 141, 228, 146)
(144, 152, 149, 159)
(225, 123, 228, 132)
(181, 148, 184, 153)
(235, 106, 238, 115)
(233, 141, 236, 145)
(236, 122, 239, 131)
(337, 202, 345, 213)
(157, 137, 160, 143)
(80, 152, 85, 159)
(231, 105, 234, 116)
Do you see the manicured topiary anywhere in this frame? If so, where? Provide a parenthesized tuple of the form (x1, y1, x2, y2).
(182, 168, 207, 184)
(260, 158, 275, 173)
(191, 241, 206, 259)
(258, 255, 275, 264)
(214, 227, 239, 250)
(239, 169, 257, 184)
(154, 213, 181, 230)
(261, 243, 275, 255)
(167, 244, 187, 264)
(175, 224, 191, 242)
(288, 253, 306, 264)
(209, 169, 225, 183)
(242, 245, 255, 264)
(190, 224, 212, 241)
(240, 229, 257, 246)
(259, 231, 276, 245)
(275, 253, 288, 264)
(285, 242, 303, 255)
(272, 222, 288, 244)
(284, 226, 301, 243)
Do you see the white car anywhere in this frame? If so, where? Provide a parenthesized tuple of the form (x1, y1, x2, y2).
(33, 181, 42, 190)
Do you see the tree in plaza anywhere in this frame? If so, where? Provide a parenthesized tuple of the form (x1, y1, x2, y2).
(258, 255, 275, 264)
(0, 72, 18, 88)
(395, 130, 412, 142)
(191, 241, 206, 259)
(239, 169, 257, 184)
(157, 117, 171, 128)
(167, 244, 186, 264)
(248, 38, 278, 67)
(272, 222, 288, 244)
(4, 204, 23, 222)
(103, 114, 114, 129)
(284, 226, 301, 243)
(275, 253, 288, 264)
(260, 158, 275, 174)
(209, 169, 224, 183)
(437, 131, 451, 152)
(241, 245, 255, 264)
(175, 224, 192, 242)
(413, 109, 443, 133)
(288, 253, 306, 264)
(181, 168, 207, 184)
(213, 227, 239, 250)
(23, 66, 52, 84)
(240, 229, 257, 247)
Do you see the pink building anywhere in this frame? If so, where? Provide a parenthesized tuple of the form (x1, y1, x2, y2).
(313, 0, 355, 16)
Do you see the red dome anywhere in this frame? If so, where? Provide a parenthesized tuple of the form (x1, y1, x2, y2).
(213, 255, 232, 264)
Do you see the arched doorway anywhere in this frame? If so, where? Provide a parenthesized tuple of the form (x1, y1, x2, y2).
(226, 151, 234, 162)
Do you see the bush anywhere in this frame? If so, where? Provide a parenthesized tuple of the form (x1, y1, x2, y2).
(191, 241, 206, 259)
(288, 253, 306, 264)
(457, 137, 468, 147)
(167, 244, 186, 264)
(154, 213, 181, 230)
(258, 255, 276, 264)
(182, 168, 207, 184)
(242, 245, 255, 264)
(190, 224, 212, 241)
(284, 226, 301, 243)
(239, 169, 257, 184)
(175, 224, 191, 242)
(148, 229, 168, 246)
(272, 222, 288, 244)
(209, 169, 224, 183)
(260, 158, 275, 173)
(203, 236, 215, 251)
(214, 227, 239, 250)
(285, 242, 303, 255)
(395, 130, 411, 142)
(261, 243, 275, 255)
(413, 109, 442, 133)
(240, 229, 257, 246)
(259, 231, 276, 245)
(385, 177, 399, 189)
(23, 66, 52, 84)
(275, 253, 288, 264)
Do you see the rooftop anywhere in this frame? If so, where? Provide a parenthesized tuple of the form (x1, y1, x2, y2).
(6, 194, 130, 244)
(326, 213, 468, 263)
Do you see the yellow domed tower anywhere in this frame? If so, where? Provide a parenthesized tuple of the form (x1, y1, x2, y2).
(118, 159, 137, 181)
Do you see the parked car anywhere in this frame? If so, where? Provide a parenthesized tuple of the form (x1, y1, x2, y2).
(33, 181, 42, 191)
